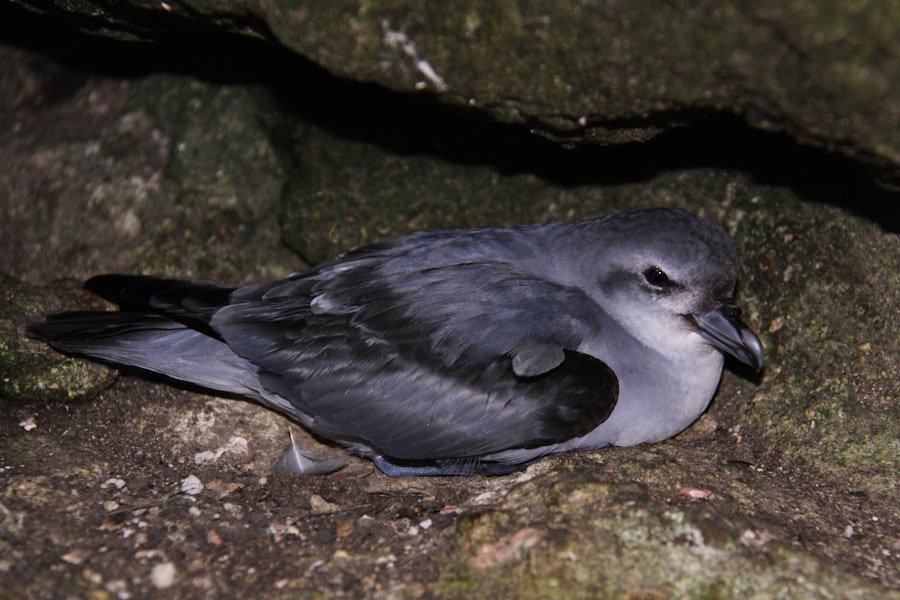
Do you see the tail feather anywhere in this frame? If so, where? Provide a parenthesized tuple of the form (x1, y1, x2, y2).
(27, 311, 263, 398)
(28, 312, 185, 350)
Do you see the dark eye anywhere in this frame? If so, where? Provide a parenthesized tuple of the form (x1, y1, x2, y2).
(643, 266, 673, 288)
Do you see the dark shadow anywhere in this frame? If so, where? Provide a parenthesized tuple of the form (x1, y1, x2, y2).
(1, 3, 897, 231)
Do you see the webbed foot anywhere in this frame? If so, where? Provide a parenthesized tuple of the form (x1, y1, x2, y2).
(373, 455, 534, 477)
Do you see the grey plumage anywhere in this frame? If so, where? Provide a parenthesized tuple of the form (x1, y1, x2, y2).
(28, 208, 763, 476)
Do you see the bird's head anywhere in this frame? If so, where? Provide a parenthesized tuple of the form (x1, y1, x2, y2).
(575, 208, 764, 371)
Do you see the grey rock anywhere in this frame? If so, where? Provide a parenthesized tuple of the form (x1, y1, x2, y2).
(6, 0, 900, 183)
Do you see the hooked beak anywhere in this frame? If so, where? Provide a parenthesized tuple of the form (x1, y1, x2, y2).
(694, 300, 764, 371)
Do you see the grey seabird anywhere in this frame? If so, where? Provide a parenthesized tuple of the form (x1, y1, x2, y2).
(28, 208, 763, 477)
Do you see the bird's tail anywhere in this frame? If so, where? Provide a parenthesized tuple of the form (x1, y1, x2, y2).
(81, 274, 235, 337)
(27, 275, 259, 397)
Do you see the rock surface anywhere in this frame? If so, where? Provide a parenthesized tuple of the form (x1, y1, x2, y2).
(7, 0, 900, 185)
(0, 5, 898, 599)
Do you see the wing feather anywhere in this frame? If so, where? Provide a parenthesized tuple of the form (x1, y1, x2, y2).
(213, 252, 617, 460)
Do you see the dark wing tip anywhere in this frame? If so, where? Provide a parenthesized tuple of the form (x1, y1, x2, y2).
(26, 311, 111, 343)
(525, 349, 618, 445)
(84, 274, 151, 305)
(25, 319, 53, 342)
(82, 274, 235, 337)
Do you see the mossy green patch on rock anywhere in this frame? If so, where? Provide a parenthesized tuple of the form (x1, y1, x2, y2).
(0, 273, 116, 402)
(441, 470, 887, 599)
(724, 195, 900, 476)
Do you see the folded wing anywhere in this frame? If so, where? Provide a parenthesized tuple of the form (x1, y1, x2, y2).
(214, 251, 618, 460)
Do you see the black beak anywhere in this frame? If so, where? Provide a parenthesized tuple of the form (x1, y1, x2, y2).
(694, 300, 764, 371)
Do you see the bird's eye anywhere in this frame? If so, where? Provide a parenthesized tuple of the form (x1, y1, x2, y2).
(643, 266, 673, 288)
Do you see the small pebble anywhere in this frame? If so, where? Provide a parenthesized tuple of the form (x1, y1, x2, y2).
(680, 487, 712, 499)
(150, 562, 176, 589)
(101, 478, 126, 490)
